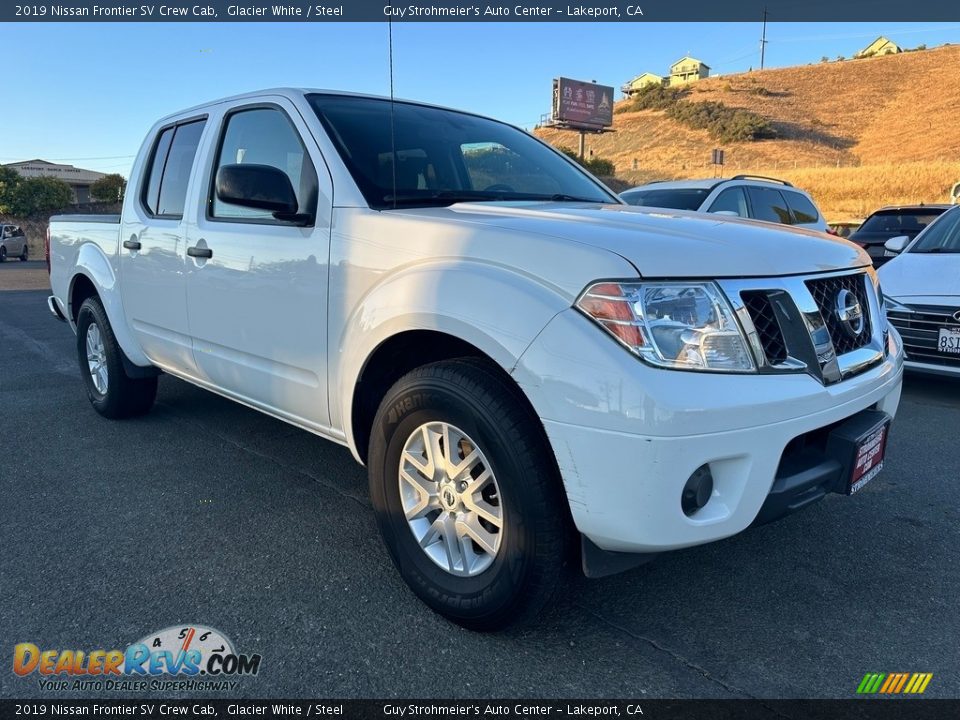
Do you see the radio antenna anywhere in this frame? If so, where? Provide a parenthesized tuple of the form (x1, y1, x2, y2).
(388, 18, 397, 209)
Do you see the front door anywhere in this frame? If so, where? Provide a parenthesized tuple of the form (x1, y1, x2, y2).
(184, 101, 333, 430)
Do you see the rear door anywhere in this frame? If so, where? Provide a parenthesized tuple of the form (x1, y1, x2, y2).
(745, 186, 793, 226)
(120, 117, 207, 373)
(183, 99, 334, 429)
(782, 190, 827, 232)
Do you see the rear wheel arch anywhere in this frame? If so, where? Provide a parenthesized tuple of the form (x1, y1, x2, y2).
(69, 273, 99, 324)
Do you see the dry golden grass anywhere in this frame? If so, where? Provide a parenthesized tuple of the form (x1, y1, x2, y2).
(536, 44, 960, 220)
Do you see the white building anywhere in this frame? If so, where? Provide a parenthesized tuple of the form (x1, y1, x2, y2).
(4, 159, 107, 204)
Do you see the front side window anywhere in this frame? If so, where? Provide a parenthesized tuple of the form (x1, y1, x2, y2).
(909, 208, 960, 254)
(747, 187, 792, 225)
(621, 188, 709, 211)
(307, 94, 614, 209)
(708, 187, 748, 217)
(211, 107, 317, 221)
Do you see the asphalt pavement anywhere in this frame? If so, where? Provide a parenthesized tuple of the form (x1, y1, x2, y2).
(1, 264, 958, 700)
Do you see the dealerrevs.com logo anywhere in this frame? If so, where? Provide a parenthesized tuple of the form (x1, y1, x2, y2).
(13, 625, 262, 692)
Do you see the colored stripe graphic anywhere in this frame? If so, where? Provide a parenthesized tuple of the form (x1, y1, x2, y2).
(857, 672, 932, 694)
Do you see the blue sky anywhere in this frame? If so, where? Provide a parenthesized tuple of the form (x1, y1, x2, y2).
(2, 21, 959, 176)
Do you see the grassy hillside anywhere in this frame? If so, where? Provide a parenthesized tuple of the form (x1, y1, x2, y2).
(536, 44, 960, 219)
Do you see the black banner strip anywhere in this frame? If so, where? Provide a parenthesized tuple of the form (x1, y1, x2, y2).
(4, 0, 960, 22)
(2, 699, 959, 719)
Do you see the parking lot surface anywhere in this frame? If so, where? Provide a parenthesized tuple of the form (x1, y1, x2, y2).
(1, 267, 958, 699)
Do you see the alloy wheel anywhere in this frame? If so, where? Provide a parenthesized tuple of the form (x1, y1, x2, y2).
(398, 421, 504, 576)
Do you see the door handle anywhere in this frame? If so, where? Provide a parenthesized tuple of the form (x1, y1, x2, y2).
(187, 246, 213, 259)
(123, 239, 141, 250)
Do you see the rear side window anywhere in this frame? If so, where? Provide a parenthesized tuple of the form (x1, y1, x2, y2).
(141, 119, 206, 219)
(746, 187, 792, 225)
(783, 191, 820, 224)
(142, 127, 174, 216)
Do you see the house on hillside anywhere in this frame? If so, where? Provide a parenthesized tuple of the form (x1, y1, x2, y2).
(621, 72, 665, 96)
(855, 36, 902, 58)
(668, 57, 710, 85)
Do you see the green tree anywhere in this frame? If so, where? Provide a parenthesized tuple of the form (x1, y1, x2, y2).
(557, 147, 616, 177)
(7, 177, 73, 216)
(90, 173, 127, 202)
(0, 166, 21, 214)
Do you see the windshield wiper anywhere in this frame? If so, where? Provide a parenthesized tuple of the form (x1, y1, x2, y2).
(383, 190, 493, 206)
(542, 193, 608, 203)
(382, 190, 610, 207)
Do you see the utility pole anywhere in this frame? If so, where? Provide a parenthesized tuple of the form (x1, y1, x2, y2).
(760, 7, 768, 70)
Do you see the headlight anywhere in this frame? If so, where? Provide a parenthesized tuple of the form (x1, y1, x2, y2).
(576, 281, 755, 371)
(882, 294, 910, 313)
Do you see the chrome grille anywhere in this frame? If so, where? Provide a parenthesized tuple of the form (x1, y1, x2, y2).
(721, 269, 884, 385)
(887, 304, 960, 368)
(805, 274, 873, 356)
(741, 291, 787, 363)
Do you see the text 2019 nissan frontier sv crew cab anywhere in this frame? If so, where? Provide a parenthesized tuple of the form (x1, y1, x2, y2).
(48, 89, 904, 630)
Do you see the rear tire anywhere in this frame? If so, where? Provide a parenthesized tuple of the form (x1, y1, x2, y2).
(368, 358, 570, 631)
(19, 245, 27, 261)
(76, 297, 157, 419)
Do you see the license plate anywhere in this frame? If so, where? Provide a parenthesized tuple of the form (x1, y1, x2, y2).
(848, 423, 888, 494)
(938, 327, 960, 355)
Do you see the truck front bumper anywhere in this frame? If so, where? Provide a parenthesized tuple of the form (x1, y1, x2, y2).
(513, 308, 904, 555)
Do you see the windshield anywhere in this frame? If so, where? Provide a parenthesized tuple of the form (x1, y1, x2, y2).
(307, 94, 616, 209)
(620, 187, 709, 211)
(909, 207, 960, 254)
(856, 209, 944, 235)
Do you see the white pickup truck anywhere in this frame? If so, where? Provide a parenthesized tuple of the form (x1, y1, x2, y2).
(48, 88, 904, 630)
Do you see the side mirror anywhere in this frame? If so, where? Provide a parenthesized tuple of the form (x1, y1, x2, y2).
(884, 235, 910, 254)
(712, 210, 740, 217)
(216, 164, 310, 224)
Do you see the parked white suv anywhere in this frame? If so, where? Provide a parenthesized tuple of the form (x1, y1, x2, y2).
(48, 89, 903, 629)
(621, 176, 830, 233)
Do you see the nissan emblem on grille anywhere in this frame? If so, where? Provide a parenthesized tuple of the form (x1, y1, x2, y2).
(836, 288, 864, 338)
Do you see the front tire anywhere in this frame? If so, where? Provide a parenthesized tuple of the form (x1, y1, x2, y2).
(0, 246, 6, 262)
(368, 359, 570, 631)
(76, 297, 157, 419)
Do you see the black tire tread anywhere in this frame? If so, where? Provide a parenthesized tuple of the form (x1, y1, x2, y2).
(371, 357, 571, 631)
(77, 297, 157, 419)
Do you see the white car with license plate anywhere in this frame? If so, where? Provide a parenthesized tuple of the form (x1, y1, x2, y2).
(879, 205, 960, 375)
(47, 88, 903, 629)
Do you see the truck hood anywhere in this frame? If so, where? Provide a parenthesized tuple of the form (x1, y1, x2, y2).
(395, 202, 870, 278)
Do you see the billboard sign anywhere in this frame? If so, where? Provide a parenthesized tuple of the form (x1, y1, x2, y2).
(552, 77, 614, 130)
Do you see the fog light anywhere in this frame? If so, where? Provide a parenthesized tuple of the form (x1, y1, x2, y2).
(682, 465, 714, 516)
